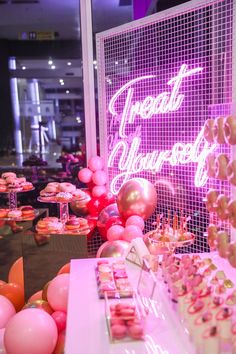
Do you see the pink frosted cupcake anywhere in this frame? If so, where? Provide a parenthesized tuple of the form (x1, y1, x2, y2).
(193, 311, 213, 347)
(202, 326, 220, 354)
(216, 307, 233, 339)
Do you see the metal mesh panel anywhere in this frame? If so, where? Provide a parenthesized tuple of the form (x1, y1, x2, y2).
(96, 0, 234, 253)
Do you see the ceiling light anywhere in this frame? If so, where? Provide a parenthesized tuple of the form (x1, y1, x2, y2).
(22, 66, 26, 70)
(48, 58, 53, 65)
(93, 60, 97, 65)
(94, 65, 97, 70)
(124, 59, 128, 64)
(51, 65, 56, 70)
(66, 90, 70, 94)
(67, 62, 72, 66)
(59, 79, 63, 83)
(60, 82, 64, 86)
(115, 61, 118, 65)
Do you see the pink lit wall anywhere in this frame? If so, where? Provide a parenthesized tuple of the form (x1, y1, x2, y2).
(96, 0, 234, 252)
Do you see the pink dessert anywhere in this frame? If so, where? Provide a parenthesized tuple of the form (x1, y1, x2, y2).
(186, 299, 205, 332)
(216, 307, 233, 339)
(111, 324, 127, 339)
(202, 326, 220, 354)
(209, 296, 224, 323)
(193, 311, 213, 346)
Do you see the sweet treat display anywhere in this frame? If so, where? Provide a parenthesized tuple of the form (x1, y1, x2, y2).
(216, 194, 229, 220)
(227, 199, 236, 228)
(0, 172, 33, 192)
(227, 243, 236, 268)
(217, 231, 229, 258)
(39, 182, 84, 203)
(108, 302, 145, 341)
(207, 224, 218, 250)
(145, 212, 194, 253)
(95, 259, 133, 299)
(213, 116, 226, 144)
(205, 189, 218, 213)
(203, 118, 215, 143)
(224, 115, 236, 145)
(35, 215, 89, 235)
(215, 154, 229, 180)
(0, 205, 36, 220)
(227, 160, 236, 186)
(206, 153, 216, 178)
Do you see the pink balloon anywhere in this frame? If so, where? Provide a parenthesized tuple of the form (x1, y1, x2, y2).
(0, 328, 6, 354)
(125, 215, 145, 231)
(88, 156, 104, 172)
(107, 225, 125, 241)
(47, 274, 70, 312)
(51, 311, 67, 333)
(92, 185, 107, 198)
(92, 170, 107, 186)
(78, 168, 93, 183)
(122, 225, 143, 242)
(0, 295, 16, 330)
(4, 308, 57, 354)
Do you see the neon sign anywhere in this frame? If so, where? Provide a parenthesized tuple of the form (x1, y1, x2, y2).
(108, 64, 203, 138)
(107, 64, 216, 195)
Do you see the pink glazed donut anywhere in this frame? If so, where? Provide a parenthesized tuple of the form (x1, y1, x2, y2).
(59, 182, 76, 193)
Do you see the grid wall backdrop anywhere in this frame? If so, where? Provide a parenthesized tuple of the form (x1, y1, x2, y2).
(96, 0, 235, 253)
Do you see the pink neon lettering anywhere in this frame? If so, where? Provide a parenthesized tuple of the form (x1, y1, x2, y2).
(108, 64, 203, 138)
(108, 129, 217, 195)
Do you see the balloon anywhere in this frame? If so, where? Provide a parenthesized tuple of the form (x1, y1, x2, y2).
(87, 197, 104, 216)
(0, 283, 24, 312)
(51, 311, 67, 333)
(4, 308, 58, 354)
(88, 156, 104, 171)
(42, 281, 51, 301)
(96, 240, 129, 258)
(122, 225, 143, 242)
(57, 263, 70, 275)
(0, 328, 6, 354)
(105, 216, 124, 231)
(97, 203, 121, 240)
(23, 300, 53, 315)
(28, 290, 43, 303)
(117, 178, 157, 220)
(99, 192, 116, 208)
(70, 191, 91, 216)
(47, 274, 70, 312)
(92, 185, 107, 198)
(107, 225, 125, 241)
(0, 295, 16, 329)
(92, 170, 107, 186)
(125, 215, 145, 231)
(53, 329, 65, 354)
(8, 257, 24, 290)
(78, 168, 93, 183)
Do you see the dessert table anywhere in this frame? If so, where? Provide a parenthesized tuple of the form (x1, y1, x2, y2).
(65, 257, 197, 354)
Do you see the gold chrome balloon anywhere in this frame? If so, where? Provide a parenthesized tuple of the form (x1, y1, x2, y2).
(96, 240, 129, 258)
(117, 178, 157, 220)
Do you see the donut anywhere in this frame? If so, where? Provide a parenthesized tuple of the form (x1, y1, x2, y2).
(47, 182, 60, 188)
(0, 178, 7, 185)
(21, 182, 33, 191)
(59, 183, 76, 193)
(227, 199, 236, 228)
(47, 221, 63, 233)
(6, 177, 17, 184)
(8, 210, 22, 219)
(20, 206, 35, 217)
(228, 243, 236, 268)
(226, 160, 236, 186)
(65, 218, 80, 231)
(216, 194, 229, 220)
(1, 172, 16, 179)
(7, 184, 22, 192)
(207, 224, 218, 250)
(43, 217, 59, 223)
(224, 116, 236, 145)
(0, 185, 7, 192)
(217, 231, 229, 258)
(205, 189, 219, 212)
(203, 119, 215, 143)
(111, 324, 127, 339)
(44, 185, 58, 194)
(17, 177, 26, 184)
(128, 324, 144, 339)
(205, 153, 216, 178)
(0, 209, 9, 218)
(213, 117, 226, 144)
(56, 192, 73, 202)
(215, 154, 229, 180)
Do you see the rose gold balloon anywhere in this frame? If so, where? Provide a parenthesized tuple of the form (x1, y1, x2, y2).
(117, 178, 157, 220)
(96, 240, 129, 258)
